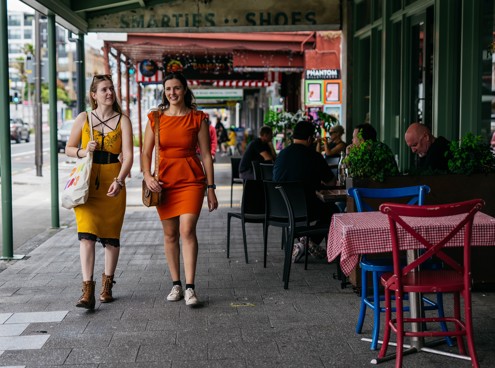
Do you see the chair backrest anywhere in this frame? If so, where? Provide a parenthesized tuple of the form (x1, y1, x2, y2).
(231, 157, 241, 182)
(325, 156, 340, 167)
(264, 181, 309, 226)
(259, 163, 274, 181)
(241, 180, 265, 215)
(380, 199, 484, 286)
(325, 156, 340, 178)
(275, 182, 310, 228)
(252, 161, 262, 180)
(348, 185, 431, 212)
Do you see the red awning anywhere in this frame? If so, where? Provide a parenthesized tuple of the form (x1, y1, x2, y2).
(188, 80, 274, 88)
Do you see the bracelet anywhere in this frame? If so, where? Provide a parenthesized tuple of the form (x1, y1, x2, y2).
(76, 148, 82, 158)
(207, 184, 216, 189)
(114, 177, 125, 187)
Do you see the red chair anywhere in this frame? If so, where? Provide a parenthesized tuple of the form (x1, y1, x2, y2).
(378, 199, 484, 368)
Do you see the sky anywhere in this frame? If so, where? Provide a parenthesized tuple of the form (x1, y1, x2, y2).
(8, 0, 102, 48)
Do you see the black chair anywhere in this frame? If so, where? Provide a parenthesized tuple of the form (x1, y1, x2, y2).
(325, 156, 340, 178)
(276, 182, 329, 289)
(230, 157, 243, 207)
(227, 180, 266, 263)
(259, 163, 274, 181)
(251, 160, 262, 180)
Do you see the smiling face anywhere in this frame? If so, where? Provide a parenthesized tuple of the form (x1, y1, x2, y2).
(91, 79, 115, 108)
(164, 78, 186, 107)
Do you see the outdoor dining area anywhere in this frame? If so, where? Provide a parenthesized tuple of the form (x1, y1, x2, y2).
(225, 153, 495, 368)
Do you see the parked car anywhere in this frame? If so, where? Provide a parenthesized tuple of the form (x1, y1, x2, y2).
(10, 118, 30, 143)
(57, 119, 75, 152)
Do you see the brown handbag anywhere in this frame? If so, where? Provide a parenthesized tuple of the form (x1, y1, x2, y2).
(142, 111, 163, 207)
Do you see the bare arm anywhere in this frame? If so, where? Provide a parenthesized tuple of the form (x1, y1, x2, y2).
(198, 119, 218, 212)
(107, 115, 134, 197)
(141, 116, 163, 193)
(65, 111, 97, 158)
(324, 140, 346, 157)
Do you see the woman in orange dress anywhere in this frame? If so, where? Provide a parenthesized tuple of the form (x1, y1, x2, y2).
(142, 72, 218, 307)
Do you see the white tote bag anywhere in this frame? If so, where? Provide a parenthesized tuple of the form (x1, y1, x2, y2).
(61, 113, 94, 209)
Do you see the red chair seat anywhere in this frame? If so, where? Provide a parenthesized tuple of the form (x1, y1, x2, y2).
(381, 270, 464, 293)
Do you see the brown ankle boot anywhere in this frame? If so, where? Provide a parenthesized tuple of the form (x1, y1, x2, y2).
(100, 273, 116, 303)
(76, 281, 95, 309)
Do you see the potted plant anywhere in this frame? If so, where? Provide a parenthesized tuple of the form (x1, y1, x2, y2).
(447, 132, 495, 175)
(344, 135, 399, 183)
(264, 108, 306, 148)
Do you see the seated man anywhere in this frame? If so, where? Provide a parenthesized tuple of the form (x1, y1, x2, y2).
(405, 122, 450, 173)
(273, 120, 338, 262)
(239, 126, 276, 180)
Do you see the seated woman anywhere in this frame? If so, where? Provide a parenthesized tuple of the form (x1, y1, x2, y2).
(323, 125, 346, 158)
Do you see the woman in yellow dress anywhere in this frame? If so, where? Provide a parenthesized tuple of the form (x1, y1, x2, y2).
(142, 72, 218, 307)
(65, 74, 134, 310)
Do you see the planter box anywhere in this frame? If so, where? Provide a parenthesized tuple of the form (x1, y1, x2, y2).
(345, 173, 495, 290)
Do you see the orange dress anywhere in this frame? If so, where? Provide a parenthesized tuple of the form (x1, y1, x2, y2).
(148, 109, 207, 220)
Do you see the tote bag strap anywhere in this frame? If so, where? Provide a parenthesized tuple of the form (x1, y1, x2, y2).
(153, 111, 160, 180)
(87, 112, 94, 141)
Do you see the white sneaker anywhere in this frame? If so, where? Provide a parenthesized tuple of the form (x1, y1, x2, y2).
(167, 285, 184, 301)
(184, 288, 199, 307)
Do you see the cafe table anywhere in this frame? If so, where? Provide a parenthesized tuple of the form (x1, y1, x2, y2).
(326, 210, 495, 363)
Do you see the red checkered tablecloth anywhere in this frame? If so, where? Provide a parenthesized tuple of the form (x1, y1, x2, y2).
(327, 211, 495, 276)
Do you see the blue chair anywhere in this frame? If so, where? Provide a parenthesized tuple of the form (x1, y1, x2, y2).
(348, 185, 451, 350)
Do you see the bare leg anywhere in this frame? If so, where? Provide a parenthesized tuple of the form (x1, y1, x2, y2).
(80, 238, 96, 281)
(179, 214, 200, 285)
(162, 217, 181, 281)
(104, 244, 120, 276)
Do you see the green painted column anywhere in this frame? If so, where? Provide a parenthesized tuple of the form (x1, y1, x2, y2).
(459, 0, 482, 137)
(0, 0, 15, 259)
(434, 0, 461, 139)
(48, 14, 59, 228)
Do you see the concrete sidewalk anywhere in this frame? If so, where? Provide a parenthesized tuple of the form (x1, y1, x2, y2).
(1, 155, 494, 367)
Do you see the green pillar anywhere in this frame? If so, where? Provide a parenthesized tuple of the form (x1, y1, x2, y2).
(0, 1, 22, 259)
(48, 14, 59, 228)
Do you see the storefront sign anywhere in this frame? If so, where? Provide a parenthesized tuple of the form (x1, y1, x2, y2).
(194, 89, 243, 100)
(88, 0, 340, 32)
(305, 69, 340, 80)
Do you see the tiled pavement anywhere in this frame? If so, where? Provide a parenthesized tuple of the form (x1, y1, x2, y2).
(1, 155, 494, 367)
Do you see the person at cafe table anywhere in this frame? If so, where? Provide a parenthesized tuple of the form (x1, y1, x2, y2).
(273, 120, 339, 263)
(405, 122, 450, 173)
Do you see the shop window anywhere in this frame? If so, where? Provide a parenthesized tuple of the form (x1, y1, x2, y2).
(481, 0, 495, 134)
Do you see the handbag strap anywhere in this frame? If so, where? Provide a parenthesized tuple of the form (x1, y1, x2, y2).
(153, 111, 160, 180)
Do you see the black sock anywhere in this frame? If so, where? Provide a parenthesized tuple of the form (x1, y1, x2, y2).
(173, 280, 182, 287)
(186, 284, 195, 290)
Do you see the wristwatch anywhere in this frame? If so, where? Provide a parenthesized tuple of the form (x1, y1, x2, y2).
(207, 184, 216, 189)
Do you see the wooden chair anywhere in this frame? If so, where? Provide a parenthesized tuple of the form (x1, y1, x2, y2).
(348, 185, 450, 350)
(230, 157, 243, 207)
(227, 180, 265, 263)
(377, 199, 484, 368)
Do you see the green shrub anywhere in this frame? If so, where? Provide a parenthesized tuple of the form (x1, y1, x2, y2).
(448, 133, 495, 175)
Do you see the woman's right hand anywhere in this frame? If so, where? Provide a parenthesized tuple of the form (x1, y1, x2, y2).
(144, 172, 163, 192)
(85, 140, 98, 153)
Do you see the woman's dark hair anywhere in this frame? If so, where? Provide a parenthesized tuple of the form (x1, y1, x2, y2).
(158, 72, 197, 110)
(355, 123, 377, 141)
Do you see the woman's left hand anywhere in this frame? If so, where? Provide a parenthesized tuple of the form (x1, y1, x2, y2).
(207, 190, 218, 212)
(107, 181, 122, 197)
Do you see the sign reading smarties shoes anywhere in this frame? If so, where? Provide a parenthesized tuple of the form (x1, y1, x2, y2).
(88, 0, 340, 32)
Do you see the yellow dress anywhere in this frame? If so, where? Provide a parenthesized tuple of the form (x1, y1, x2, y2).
(74, 114, 125, 246)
